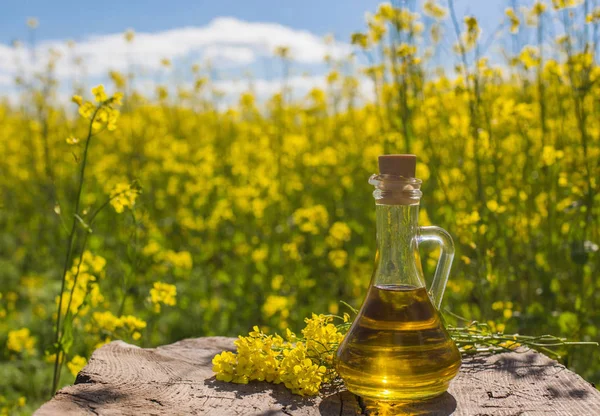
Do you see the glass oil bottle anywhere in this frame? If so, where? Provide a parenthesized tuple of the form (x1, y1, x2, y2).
(336, 154, 461, 401)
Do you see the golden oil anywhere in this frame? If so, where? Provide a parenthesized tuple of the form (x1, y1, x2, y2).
(336, 284, 461, 401)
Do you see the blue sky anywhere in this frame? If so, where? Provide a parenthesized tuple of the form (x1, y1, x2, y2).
(1, 1, 506, 44)
(0, 1, 511, 100)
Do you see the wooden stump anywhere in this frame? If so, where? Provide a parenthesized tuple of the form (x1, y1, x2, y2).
(36, 337, 600, 415)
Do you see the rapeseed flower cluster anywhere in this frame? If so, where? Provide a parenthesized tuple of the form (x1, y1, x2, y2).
(505, 8, 520, 34)
(552, 0, 582, 10)
(73, 85, 122, 132)
(91, 311, 147, 340)
(6, 328, 36, 355)
(109, 183, 139, 213)
(293, 205, 329, 235)
(326, 222, 352, 248)
(67, 355, 87, 376)
(0, 396, 26, 416)
(149, 282, 177, 313)
(278, 343, 327, 396)
(423, 0, 447, 20)
(262, 295, 290, 319)
(213, 314, 343, 395)
(57, 251, 106, 317)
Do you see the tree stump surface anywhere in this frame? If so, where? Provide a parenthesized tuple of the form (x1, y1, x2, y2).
(36, 337, 600, 415)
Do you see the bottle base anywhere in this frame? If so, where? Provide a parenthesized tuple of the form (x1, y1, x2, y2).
(345, 382, 450, 402)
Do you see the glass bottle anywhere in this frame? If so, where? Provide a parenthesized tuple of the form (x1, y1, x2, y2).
(336, 154, 461, 401)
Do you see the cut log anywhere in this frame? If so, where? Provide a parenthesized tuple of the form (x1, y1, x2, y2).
(36, 337, 600, 415)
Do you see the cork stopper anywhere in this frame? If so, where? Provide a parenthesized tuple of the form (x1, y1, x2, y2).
(370, 154, 421, 205)
(378, 154, 416, 177)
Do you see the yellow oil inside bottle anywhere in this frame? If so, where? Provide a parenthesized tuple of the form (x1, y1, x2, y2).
(336, 284, 461, 401)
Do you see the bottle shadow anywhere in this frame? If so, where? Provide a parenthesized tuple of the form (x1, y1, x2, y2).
(318, 391, 457, 416)
(360, 392, 457, 415)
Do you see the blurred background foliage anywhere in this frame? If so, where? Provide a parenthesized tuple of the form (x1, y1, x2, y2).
(1, 0, 600, 413)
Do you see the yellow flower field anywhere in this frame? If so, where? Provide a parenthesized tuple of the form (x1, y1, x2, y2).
(1, 1, 600, 413)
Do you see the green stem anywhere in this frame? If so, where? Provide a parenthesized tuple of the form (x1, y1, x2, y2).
(118, 208, 140, 317)
(51, 106, 100, 396)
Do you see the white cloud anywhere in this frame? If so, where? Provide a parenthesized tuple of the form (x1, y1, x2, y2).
(0, 44, 18, 74)
(0, 73, 12, 86)
(0, 17, 369, 104)
(202, 45, 256, 65)
(215, 75, 327, 98)
(0, 17, 350, 81)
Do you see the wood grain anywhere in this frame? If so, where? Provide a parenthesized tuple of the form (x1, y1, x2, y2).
(35, 337, 600, 415)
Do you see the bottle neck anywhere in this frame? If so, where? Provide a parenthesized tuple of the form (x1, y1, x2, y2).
(373, 203, 424, 288)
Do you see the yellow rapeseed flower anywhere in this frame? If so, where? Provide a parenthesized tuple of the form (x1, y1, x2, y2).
(423, 0, 447, 20)
(464, 16, 480, 49)
(279, 343, 326, 396)
(124, 28, 135, 43)
(587, 8, 600, 23)
(486, 200, 499, 213)
(251, 246, 269, 263)
(552, 0, 583, 10)
(397, 43, 417, 57)
(293, 205, 329, 235)
(492, 301, 504, 311)
(27, 18, 39, 29)
(163, 250, 193, 270)
(262, 295, 289, 319)
(92, 311, 121, 332)
(112, 92, 124, 105)
(367, 20, 386, 43)
(149, 282, 177, 313)
(212, 314, 344, 395)
(326, 221, 352, 248)
(212, 351, 239, 383)
(106, 108, 120, 131)
(274, 45, 290, 59)
(519, 46, 540, 69)
(93, 311, 146, 338)
(533, 1, 547, 15)
(78, 102, 95, 119)
(328, 249, 348, 268)
(157, 86, 169, 100)
(82, 250, 107, 274)
(109, 183, 138, 213)
(92, 84, 108, 103)
(71, 95, 83, 106)
(67, 355, 87, 376)
(7, 328, 36, 355)
(505, 8, 520, 34)
(351, 32, 369, 49)
(542, 145, 565, 166)
(109, 71, 126, 89)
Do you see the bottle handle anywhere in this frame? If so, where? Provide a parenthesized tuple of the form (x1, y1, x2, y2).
(417, 226, 455, 309)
